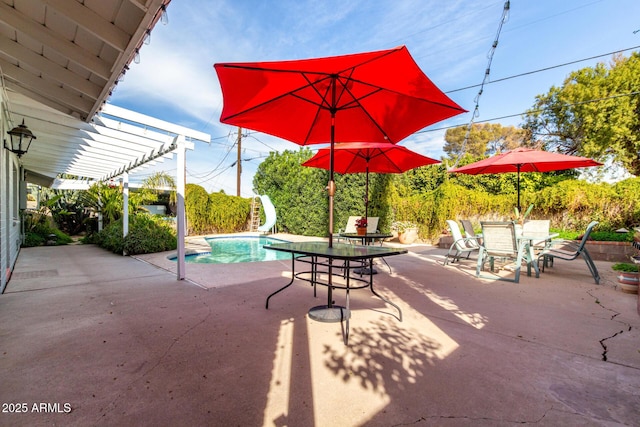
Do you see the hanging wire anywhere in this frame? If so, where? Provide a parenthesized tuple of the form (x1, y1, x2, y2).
(450, 0, 510, 169)
(446, 45, 640, 94)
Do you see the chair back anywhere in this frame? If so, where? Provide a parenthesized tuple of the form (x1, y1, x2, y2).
(446, 220, 468, 250)
(460, 219, 481, 248)
(366, 217, 379, 233)
(480, 221, 518, 257)
(460, 220, 475, 238)
(522, 219, 550, 247)
(343, 216, 360, 233)
(576, 221, 599, 252)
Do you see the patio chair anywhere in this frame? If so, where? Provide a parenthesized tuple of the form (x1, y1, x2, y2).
(537, 221, 600, 284)
(460, 219, 481, 248)
(521, 219, 551, 254)
(338, 216, 381, 247)
(476, 221, 527, 283)
(443, 220, 480, 266)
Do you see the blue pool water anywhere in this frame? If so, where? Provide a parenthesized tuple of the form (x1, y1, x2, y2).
(177, 236, 291, 264)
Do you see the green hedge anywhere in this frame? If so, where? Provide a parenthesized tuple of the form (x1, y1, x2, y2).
(185, 185, 251, 235)
(253, 149, 640, 242)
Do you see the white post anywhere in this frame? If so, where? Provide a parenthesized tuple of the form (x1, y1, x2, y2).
(176, 136, 186, 280)
(122, 172, 129, 256)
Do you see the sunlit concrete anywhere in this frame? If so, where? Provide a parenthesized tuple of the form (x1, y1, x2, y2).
(1, 237, 638, 426)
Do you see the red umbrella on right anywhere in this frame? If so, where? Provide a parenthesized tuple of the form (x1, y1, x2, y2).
(449, 147, 602, 211)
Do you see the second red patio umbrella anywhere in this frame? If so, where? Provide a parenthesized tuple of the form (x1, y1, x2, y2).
(302, 141, 440, 220)
(449, 147, 602, 211)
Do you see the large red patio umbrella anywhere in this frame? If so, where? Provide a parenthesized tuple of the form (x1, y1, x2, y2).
(214, 46, 465, 247)
(449, 147, 602, 211)
(302, 141, 440, 220)
(215, 46, 464, 323)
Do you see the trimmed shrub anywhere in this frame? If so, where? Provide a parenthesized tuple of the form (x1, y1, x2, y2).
(123, 215, 176, 255)
(93, 214, 176, 255)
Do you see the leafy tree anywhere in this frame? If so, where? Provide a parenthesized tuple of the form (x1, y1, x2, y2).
(523, 52, 640, 175)
(253, 148, 397, 236)
(254, 148, 328, 236)
(443, 123, 529, 160)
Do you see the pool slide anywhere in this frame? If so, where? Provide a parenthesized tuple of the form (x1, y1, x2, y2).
(257, 194, 277, 233)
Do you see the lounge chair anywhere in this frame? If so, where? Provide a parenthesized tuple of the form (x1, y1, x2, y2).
(537, 220, 600, 284)
(443, 220, 480, 266)
(476, 221, 528, 283)
(460, 219, 481, 248)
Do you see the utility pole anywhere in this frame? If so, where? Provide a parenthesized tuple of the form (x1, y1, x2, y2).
(236, 127, 242, 197)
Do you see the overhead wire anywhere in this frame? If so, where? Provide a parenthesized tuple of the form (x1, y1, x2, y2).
(419, 90, 640, 134)
(450, 0, 510, 169)
(446, 45, 640, 94)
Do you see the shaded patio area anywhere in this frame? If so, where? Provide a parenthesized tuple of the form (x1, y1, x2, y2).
(1, 239, 638, 426)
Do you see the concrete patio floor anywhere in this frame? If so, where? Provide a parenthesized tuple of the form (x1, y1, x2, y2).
(0, 235, 638, 426)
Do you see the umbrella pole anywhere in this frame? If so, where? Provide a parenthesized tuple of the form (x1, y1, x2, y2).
(308, 82, 348, 323)
(517, 164, 521, 213)
(364, 166, 369, 220)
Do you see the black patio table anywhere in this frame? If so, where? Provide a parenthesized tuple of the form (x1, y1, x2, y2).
(264, 241, 407, 343)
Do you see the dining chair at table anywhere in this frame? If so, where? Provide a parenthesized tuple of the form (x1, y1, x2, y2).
(537, 220, 600, 284)
(340, 216, 379, 234)
(338, 216, 380, 245)
(477, 221, 528, 283)
(522, 219, 551, 254)
(443, 220, 480, 266)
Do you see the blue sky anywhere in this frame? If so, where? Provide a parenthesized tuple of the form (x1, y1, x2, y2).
(110, 0, 640, 197)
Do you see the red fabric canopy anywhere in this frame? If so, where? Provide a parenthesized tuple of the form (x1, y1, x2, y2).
(449, 147, 602, 210)
(215, 46, 465, 247)
(303, 142, 440, 219)
(302, 142, 439, 174)
(214, 46, 466, 146)
(449, 147, 602, 174)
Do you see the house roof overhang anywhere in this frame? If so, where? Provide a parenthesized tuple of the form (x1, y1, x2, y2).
(0, 0, 207, 186)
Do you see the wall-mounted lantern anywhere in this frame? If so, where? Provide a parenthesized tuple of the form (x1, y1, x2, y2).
(5, 119, 36, 157)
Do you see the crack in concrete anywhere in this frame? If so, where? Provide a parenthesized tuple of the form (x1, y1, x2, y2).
(393, 406, 553, 425)
(588, 289, 634, 362)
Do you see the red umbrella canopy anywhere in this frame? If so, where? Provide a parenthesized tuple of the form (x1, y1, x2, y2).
(302, 142, 440, 173)
(449, 147, 602, 174)
(449, 147, 602, 211)
(214, 46, 466, 146)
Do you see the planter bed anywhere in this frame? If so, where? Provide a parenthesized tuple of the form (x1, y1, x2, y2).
(585, 240, 636, 262)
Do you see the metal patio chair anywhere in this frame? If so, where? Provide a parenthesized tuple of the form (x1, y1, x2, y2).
(477, 221, 527, 283)
(444, 220, 480, 266)
(537, 221, 600, 284)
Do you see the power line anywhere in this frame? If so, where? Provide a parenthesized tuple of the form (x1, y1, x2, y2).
(446, 45, 640, 94)
(419, 90, 640, 134)
(452, 0, 510, 168)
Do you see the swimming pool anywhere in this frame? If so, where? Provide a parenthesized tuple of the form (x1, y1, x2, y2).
(176, 235, 291, 264)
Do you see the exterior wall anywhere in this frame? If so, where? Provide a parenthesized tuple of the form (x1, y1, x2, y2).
(1, 91, 22, 294)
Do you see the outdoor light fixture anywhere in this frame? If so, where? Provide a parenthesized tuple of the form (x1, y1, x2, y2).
(5, 119, 36, 157)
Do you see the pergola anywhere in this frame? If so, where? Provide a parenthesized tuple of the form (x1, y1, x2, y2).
(0, 0, 205, 281)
